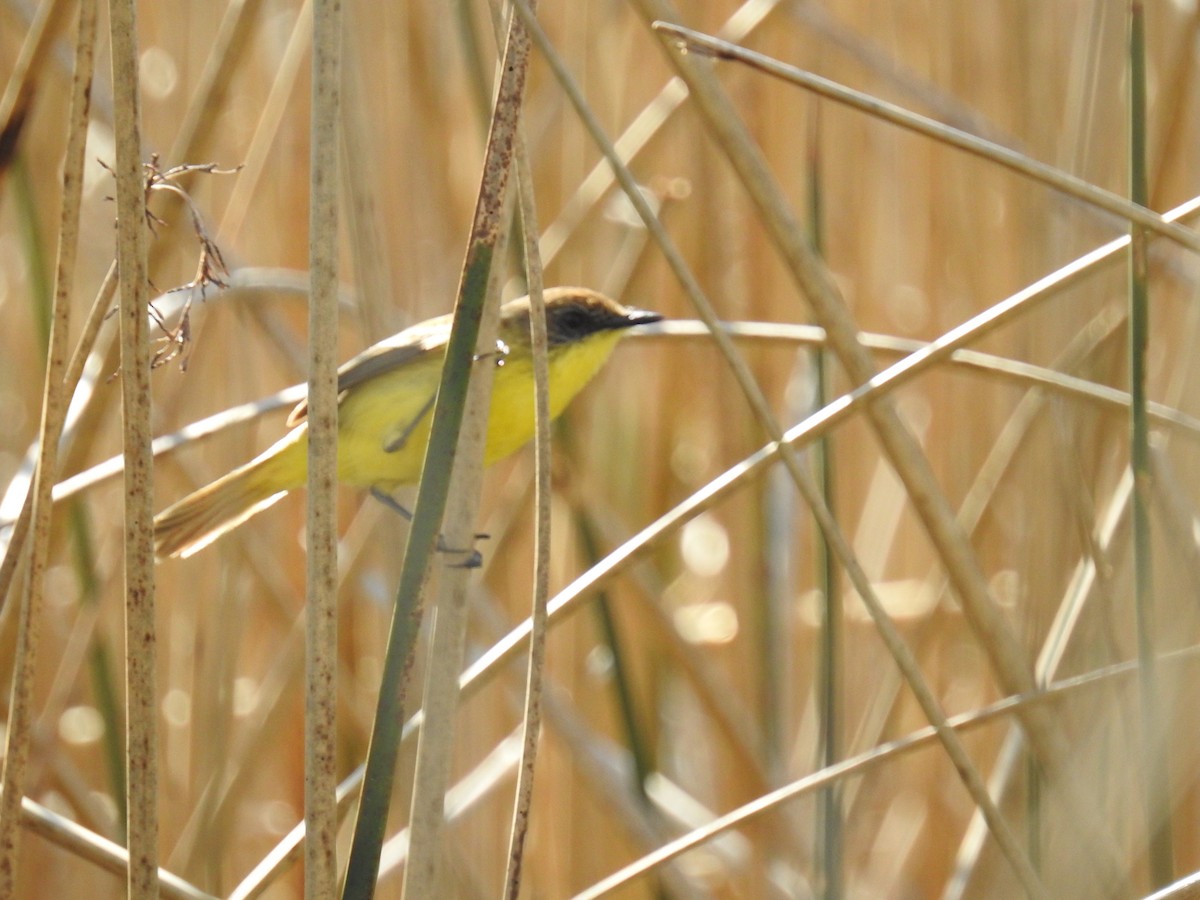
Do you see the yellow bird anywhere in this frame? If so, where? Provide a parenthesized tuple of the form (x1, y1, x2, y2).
(154, 287, 661, 559)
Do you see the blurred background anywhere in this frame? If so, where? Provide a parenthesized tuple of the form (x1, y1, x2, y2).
(3, 0, 1200, 897)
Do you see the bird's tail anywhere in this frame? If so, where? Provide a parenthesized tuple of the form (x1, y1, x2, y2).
(154, 451, 295, 560)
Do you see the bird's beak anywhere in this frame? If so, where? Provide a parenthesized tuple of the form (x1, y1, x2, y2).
(621, 308, 664, 328)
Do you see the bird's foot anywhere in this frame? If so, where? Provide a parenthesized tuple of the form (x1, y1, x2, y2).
(370, 486, 489, 567)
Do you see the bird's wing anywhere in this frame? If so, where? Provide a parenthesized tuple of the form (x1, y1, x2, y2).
(285, 315, 453, 426)
(380, 392, 438, 453)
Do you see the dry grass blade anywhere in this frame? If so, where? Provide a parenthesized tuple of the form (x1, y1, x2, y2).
(217, 0, 312, 244)
(452, 193, 1200, 893)
(21, 796, 213, 900)
(517, 3, 1042, 882)
(344, 5, 535, 895)
(229, 770, 363, 900)
(538, 0, 783, 266)
(501, 134, 551, 897)
(8, 3, 1200, 896)
(108, 0, 157, 894)
(1127, 2, 1174, 887)
(0, 0, 72, 176)
(402, 216, 508, 897)
(168, 0, 267, 165)
(572, 645, 1200, 898)
(0, 0, 95, 892)
(651, 21, 1200, 255)
(304, 0, 342, 893)
(655, 319, 1200, 440)
(635, 10, 1187, 888)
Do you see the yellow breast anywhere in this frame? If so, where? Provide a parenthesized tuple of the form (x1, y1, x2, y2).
(315, 328, 626, 489)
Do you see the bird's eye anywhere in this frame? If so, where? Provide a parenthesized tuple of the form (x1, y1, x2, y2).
(557, 308, 588, 334)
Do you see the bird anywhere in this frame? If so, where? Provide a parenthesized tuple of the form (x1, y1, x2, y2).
(153, 287, 661, 559)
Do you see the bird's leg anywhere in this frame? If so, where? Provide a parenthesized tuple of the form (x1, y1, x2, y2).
(369, 486, 488, 568)
(370, 486, 413, 520)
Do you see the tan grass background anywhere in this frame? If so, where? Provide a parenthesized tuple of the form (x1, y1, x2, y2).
(3, 0, 1200, 897)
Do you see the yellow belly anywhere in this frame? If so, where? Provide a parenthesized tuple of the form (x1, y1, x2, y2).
(265, 330, 625, 491)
